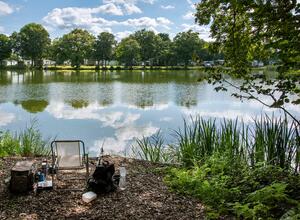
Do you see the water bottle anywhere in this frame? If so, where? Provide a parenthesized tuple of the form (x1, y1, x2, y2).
(119, 166, 126, 190)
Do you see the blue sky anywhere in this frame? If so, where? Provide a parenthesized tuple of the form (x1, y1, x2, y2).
(0, 0, 211, 41)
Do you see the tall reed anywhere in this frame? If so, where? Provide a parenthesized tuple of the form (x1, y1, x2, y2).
(0, 120, 50, 157)
(134, 115, 299, 173)
(132, 131, 174, 163)
(252, 115, 299, 171)
(173, 117, 218, 167)
(0, 131, 20, 156)
(19, 121, 49, 156)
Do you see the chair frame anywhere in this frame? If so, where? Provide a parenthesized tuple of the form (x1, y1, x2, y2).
(51, 140, 89, 189)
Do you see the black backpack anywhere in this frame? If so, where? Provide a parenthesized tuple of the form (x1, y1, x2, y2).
(87, 161, 119, 194)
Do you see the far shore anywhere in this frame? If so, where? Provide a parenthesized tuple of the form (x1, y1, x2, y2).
(0, 65, 278, 72)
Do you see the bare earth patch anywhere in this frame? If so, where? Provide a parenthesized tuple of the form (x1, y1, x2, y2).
(0, 157, 205, 220)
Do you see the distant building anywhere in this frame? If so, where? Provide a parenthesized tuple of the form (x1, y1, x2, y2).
(63, 60, 71, 65)
(203, 61, 214, 67)
(43, 60, 56, 66)
(1, 60, 18, 66)
(84, 59, 96, 66)
(252, 60, 264, 67)
(23, 60, 32, 66)
(215, 60, 225, 65)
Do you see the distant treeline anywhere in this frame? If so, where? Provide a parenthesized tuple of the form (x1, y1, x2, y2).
(0, 23, 224, 69)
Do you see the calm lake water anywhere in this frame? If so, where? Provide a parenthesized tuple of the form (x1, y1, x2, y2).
(0, 70, 299, 156)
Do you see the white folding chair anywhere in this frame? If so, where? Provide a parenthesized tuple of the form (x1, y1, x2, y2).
(51, 140, 89, 189)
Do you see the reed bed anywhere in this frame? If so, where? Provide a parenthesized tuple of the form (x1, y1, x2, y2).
(133, 115, 299, 173)
(0, 121, 49, 157)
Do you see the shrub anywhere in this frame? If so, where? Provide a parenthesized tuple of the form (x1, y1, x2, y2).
(0, 120, 50, 157)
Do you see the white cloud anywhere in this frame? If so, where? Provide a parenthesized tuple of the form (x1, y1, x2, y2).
(97, 3, 124, 15)
(181, 23, 212, 41)
(186, 0, 196, 9)
(46, 100, 159, 155)
(92, 123, 159, 154)
(0, 111, 15, 126)
(127, 103, 169, 111)
(157, 17, 172, 25)
(123, 3, 142, 14)
(102, 0, 156, 15)
(159, 117, 173, 122)
(46, 101, 142, 129)
(0, 26, 4, 33)
(0, 1, 14, 16)
(143, 0, 156, 4)
(183, 11, 194, 20)
(43, 4, 173, 36)
(115, 31, 132, 41)
(103, 0, 155, 4)
(122, 17, 173, 30)
(181, 107, 255, 123)
(161, 5, 175, 10)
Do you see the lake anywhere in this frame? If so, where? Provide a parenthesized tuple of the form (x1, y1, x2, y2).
(0, 70, 299, 156)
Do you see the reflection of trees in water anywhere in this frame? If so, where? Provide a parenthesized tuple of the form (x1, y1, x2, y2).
(50, 83, 114, 107)
(24, 70, 45, 83)
(68, 100, 89, 109)
(20, 83, 49, 102)
(0, 71, 26, 85)
(18, 99, 49, 113)
(121, 84, 169, 108)
(2, 70, 207, 84)
(174, 84, 199, 108)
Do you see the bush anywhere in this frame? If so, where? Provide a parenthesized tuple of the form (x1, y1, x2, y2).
(0, 131, 20, 156)
(0, 121, 50, 157)
(161, 115, 300, 219)
(165, 156, 300, 219)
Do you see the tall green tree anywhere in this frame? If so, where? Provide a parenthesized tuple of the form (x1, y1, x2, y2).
(115, 37, 140, 67)
(60, 29, 95, 68)
(48, 38, 66, 66)
(173, 30, 204, 67)
(132, 29, 160, 66)
(195, 0, 300, 125)
(251, 0, 300, 72)
(17, 23, 50, 68)
(157, 33, 174, 66)
(0, 34, 12, 64)
(9, 32, 23, 63)
(195, 0, 252, 74)
(93, 32, 116, 67)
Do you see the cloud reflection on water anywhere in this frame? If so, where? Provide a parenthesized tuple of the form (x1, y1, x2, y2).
(45, 101, 159, 155)
(0, 110, 15, 126)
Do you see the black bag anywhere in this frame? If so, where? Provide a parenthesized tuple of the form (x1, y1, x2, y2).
(87, 161, 118, 194)
(9, 161, 35, 194)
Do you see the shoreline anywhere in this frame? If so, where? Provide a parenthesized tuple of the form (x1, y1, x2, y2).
(0, 65, 279, 72)
(0, 156, 205, 219)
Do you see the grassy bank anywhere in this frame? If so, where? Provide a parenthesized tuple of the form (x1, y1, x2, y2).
(133, 116, 300, 219)
(1, 65, 208, 71)
(0, 65, 282, 72)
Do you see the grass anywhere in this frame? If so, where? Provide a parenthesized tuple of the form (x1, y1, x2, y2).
(132, 131, 176, 163)
(45, 65, 208, 71)
(135, 115, 298, 171)
(133, 115, 300, 219)
(0, 120, 50, 157)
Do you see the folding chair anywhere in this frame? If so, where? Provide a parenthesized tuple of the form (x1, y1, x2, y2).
(51, 140, 89, 189)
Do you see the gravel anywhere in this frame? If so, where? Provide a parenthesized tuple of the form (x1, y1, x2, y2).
(0, 156, 205, 220)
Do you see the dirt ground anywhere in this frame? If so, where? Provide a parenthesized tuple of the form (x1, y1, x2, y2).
(0, 156, 205, 220)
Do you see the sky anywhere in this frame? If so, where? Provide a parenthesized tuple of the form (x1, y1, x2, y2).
(0, 0, 212, 41)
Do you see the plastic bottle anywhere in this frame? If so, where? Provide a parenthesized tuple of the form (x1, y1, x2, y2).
(119, 166, 126, 190)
